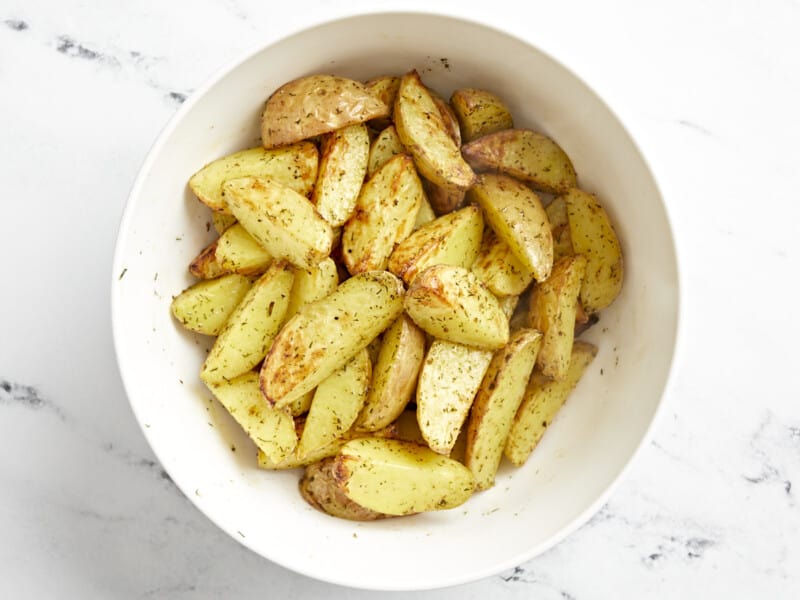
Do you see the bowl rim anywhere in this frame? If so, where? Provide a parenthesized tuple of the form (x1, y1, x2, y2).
(111, 8, 685, 590)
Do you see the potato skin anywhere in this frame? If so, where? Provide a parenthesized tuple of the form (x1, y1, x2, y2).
(462, 128, 576, 194)
(261, 75, 389, 148)
(300, 458, 389, 521)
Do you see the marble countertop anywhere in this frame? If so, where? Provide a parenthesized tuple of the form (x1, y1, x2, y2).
(1, 0, 798, 597)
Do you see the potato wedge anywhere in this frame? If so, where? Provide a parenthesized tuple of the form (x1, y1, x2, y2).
(333, 438, 475, 515)
(563, 188, 624, 313)
(462, 129, 576, 194)
(212, 212, 237, 234)
(189, 239, 226, 279)
(223, 176, 333, 271)
(363, 75, 400, 129)
(301, 457, 389, 521)
(431, 92, 461, 147)
(170, 274, 252, 336)
(471, 228, 535, 297)
(465, 328, 542, 490)
(206, 371, 296, 464)
(505, 341, 597, 465)
(497, 294, 519, 320)
(528, 255, 587, 380)
(468, 173, 553, 281)
(285, 257, 339, 321)
(450, 88, 514, 143)
(215, 223, 273, 276)
(258, 422, 398, 470)
(260, 271, 405, 407)
(545, 195, 573, 262)
(189, 144, 318, 213)
(393, 410, 426, 445)
(367, 125, 405, 178)
(261, 75, 390, 149)
(394, 70, 475, 190)
(404, 264, 509, 349)
(388, 205, 483, 285)
(287, 390, 314, 417)
(341, 154, 423, 274)
(200, 261, 294, 384)
(417, 340, 494, 454)
(355, 316, 425, 432)
(297, 349, 371, 458)
(414, 194, 436, 230)
(312, 123, 370, 227)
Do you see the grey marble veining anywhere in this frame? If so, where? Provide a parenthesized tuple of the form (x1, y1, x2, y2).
(1, 0, 799, 597)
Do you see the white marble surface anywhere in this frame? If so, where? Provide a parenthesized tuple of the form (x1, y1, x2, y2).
(1, 0, 798, 597)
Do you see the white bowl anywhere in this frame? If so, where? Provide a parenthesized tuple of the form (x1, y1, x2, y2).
(112, 11, 680, 591)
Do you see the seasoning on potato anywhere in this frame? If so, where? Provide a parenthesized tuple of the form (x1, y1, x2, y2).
(172, 68, 625, 522)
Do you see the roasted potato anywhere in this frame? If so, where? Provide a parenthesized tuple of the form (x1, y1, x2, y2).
(298, 349, 371, 458)
(212, 212, 237, 234)
(258, 421, 398, 470)
(471, 229, 534, 297)
(363, 75, 400, 129)
(367, 125, 406, 178)
(545, 195, 573, 262)
(465, 328, 542, 490)
(300, 457, 389, 521)
(394, 70, 475, 190)
(260, 271, 405, 407)
(285, 257, 339, 321)
(261, 75, 389, 149)
(189, 143, 318, 213)
(223, 176, 334, 271)
(468, 173, 553, 281)
(341, 154, 423, 274)
(188, 239, 226, 279)
(505, 341, 597, 465)
(416, 340, 494, 455)
(449, 88, 514, 143)
(423, 179, 466, 215)
(528, 254, 587, 380)
(414, 195, 437, 230)
(312, 124, 370, 227)
(171, 274, 252, 336)
(355, 315, 426, 432)
(431, 92, 461, 146)
(404, 264, 509, 349)
(200, 261, 294, 384)
(206, 371, 296, 464)
(563, 188, 624, 313)
(388, 205, 484, 285)
(332, 438, 475, 515)
(215, 223, 273, 276)
(462, 129, 576, 194)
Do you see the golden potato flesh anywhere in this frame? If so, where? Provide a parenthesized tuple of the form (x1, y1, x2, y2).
(450, 88, 514, 143)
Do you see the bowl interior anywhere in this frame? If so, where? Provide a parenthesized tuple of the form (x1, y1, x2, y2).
(112, 12, 679, 591)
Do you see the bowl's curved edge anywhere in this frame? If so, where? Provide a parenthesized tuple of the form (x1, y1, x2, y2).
(111, 8, 684, 591)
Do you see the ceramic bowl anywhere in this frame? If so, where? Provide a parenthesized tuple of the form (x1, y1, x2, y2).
(112, 11, 681, 590)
